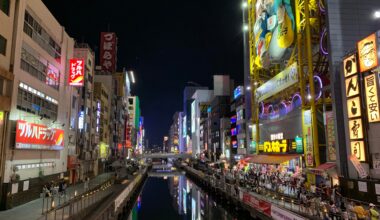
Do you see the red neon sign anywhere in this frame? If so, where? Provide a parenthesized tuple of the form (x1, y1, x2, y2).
(100, 32, 117, 73)
(69, 59, 84, 86)
(15, 120, 64, 150)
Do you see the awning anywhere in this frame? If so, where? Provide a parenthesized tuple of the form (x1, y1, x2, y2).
(244, 154, 301, 165)
(308, 162, 336, 175)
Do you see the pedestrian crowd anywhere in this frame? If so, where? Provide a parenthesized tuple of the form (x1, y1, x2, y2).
(206, 164, 380, 220)
(42, 179, 67, 198)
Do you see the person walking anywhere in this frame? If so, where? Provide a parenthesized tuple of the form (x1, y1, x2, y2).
(369, 203, 379, 220)
(353, 202, 368, 220)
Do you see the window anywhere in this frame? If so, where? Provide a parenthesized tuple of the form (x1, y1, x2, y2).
(20, 48, 59, 90)
(0, 0, 9, 15)
(16, 83, 58, 120)
(0, 34, 6, 55)
(23, 11, 61, 62)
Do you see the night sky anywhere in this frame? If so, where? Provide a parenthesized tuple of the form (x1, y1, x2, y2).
(43, 0, 244, 146)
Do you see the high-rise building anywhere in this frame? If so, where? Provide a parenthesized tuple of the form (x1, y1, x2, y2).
(0, 0, 75, 209)
(209, 75, 233, 161)
(127, 96, 140, 155)
(93, 81, 110, 173)
(327, 0, 380, 203)
(73, 44, 98, 179)
(0, 0, 15, 210)
(191, 90, 213, 157)
(182, 86, 207, 153)
(169, 112, 182, 153)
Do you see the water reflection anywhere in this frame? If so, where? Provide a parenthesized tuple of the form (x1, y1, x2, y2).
(127, 173, 239, 220)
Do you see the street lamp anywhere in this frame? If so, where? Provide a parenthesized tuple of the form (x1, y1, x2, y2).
(243, 24, 249, 32)
(242, 2, 248, 9)
(374, 10, 380, 19)
(246, 86, 251, 91)
(129, 71, 135, 84)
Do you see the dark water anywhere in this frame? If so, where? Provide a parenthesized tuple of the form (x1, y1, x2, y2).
(126, 173, 241, 220)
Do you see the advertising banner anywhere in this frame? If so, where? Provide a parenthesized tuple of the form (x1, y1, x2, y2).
(271, 204, 307, 220)
(303, 110, 314, 167)
(357, 33, 379, 73)
(242, 192, 271, 216)
(364, 74, 380, 122)
(69, 59, 84, 86)
(100, 32, 117, 73)
(256, 62, 298, 102)
(349, 155, 368, 178)
(15, 120, 64, 150)
(325, 111, 336, 161)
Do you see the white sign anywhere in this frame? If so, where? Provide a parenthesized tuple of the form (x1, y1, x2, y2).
(12, 183, 18, 194)
(256, 62, 298, 102)
(375, 184, 380, 195)
(271, 204, 307, 220)
(23, 180, 29, 191)
(358, 181, 368, 192)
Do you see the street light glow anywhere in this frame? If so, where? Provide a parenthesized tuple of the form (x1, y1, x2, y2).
(243, 24, 249, 31)
(307, 94, 312, 100)
(242, 2, 248, 9)
(375, 11, 380, 19)
(246, 86, 251, 91)
(130, 71, 135, 83)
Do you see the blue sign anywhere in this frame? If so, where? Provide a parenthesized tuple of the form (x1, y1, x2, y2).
(234, 86, 244, 100)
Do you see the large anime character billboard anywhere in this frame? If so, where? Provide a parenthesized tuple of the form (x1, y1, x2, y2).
(253, 0, 295, 69)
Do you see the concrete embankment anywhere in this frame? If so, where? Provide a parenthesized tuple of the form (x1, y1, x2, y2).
(84, 167, 149, 220)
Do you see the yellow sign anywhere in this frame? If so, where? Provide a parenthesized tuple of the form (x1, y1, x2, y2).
(345, 75, 360, 98)
(343, 54, 358, 78)
(347, 96, 362, 118)
(350, 141, 366, 162)
(364, 74, 380, 122)
(348, 118, 364, 140)
(261, 140, 288, 153)
(303, 110, 314, 167)
(357, 33, 378, 73)
(99, 142, 109, 158)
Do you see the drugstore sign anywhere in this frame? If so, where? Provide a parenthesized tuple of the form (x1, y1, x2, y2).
(69, 59, 84, 86)
(15, 120, 64, 150)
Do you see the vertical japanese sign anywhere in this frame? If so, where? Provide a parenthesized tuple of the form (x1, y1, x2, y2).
(357, 33, 379, 73)
(69, 59, 84, 86)
(343, 53, 367, 163)
(303, 110, 314, 167)
(364, 74, 380, 122)
(100, 32, 117, 73)
(325, 111, 336, 161)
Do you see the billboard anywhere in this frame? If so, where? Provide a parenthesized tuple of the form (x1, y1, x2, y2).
(256, 62, 298, 102)
(15, 120, 64, 150)
(100, 32, 117, 73)
(357, 33, 378, 73)
(253, 0, 295, 68)
(69, 59, 84, 86)
(364, 74, 380, 122)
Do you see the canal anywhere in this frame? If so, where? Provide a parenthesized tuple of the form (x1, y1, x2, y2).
(125, 171, 253, 220)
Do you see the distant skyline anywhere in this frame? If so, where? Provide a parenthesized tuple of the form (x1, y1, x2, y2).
(43, 0, 244, 145)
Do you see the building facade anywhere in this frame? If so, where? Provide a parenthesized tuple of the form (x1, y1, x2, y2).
(0, 0, 75, 209)
(191, 90, 213, 157)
